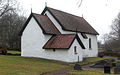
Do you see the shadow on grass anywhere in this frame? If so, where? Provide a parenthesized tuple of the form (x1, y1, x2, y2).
(0, 53, 21, 56)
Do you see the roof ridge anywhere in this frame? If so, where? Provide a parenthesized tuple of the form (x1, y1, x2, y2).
(46, 7, 99, 35)
(33, 13, 46, 17)
(41, 7, 99, 35)
(47, 7, 83, 19)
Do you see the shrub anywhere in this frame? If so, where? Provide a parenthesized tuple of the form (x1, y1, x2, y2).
(1, 49, 7, 55)
(98, 52, 104, 58)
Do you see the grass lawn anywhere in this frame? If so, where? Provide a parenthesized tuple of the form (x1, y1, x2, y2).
(7, 50, 21, 54)
(68, 69, 119, 75)
(0, 50, 113, 75)
(0, 50, 69, 75)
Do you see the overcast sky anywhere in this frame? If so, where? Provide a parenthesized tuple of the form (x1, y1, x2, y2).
(19, 0, 120, 40)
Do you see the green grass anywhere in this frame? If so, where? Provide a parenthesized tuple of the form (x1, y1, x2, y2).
(68, 69, 119, 75)
(7, 50, 21, 54)
(78, 57, 112, 65)
(0, 51, 113, 75)
(0, 51, 69, 75)
(113, 60, 120, 63)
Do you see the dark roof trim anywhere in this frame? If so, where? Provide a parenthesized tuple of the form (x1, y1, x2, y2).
(81, 33, 88, 39)
(43, 34, 85, 49)
(19, 13, 58, 36)
(42, 34, 56, 49)
(41, 7, 47, 15)
(32, 14, 47, 34)
(68, 34, 85, 49)
(19, 13, 45, 36)
(75, 34, 85, 49)
(41, 7, 65, 30)
(19, 13, 33, 36)
(44, 47, 74, 49)
(41, 7, 99, 35)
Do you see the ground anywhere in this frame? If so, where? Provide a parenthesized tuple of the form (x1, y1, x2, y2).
(42, 57, 113, 75)
(0, 50, 117, 75)
(0, 50, 69, 75)
(68, 57, 119, 75)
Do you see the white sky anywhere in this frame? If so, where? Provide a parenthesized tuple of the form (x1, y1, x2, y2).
(19, 0, 120, 41)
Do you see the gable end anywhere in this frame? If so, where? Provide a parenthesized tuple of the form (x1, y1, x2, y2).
(41, 7, 65, 30)
(43, 34, 85, 49)
(19, 13, 61, 36)
(19, 13, 46, 36)
(19, 13, 33, 36)
(68, 34, 85, 49)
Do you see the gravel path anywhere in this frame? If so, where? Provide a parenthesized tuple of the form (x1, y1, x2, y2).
(81, 62, 104, 70)
(41, 57, 118, 75)
(82, 56, 118, 71)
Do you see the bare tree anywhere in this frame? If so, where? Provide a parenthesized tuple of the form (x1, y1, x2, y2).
(102, 12, 120, 52)
(77, 0, 109, 7)
(98, 40, 102, 48)
(0, 13, 26, 49)
(110, 13, 120, 40)
(0, 0, 27, 50)
(0, 0, 17, 17)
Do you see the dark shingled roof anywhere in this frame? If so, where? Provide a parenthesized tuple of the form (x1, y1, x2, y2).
(43, 34, 85, 49)
(33, 13, 61, 34)
(41, 7, 99, 35)
(19, 13, 60, 36)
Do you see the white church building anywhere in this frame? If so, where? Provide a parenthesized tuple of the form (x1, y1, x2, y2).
(20, 7, 99, 62)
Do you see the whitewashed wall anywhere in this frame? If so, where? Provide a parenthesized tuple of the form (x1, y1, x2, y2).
(21, 17, 83, 62)
(78, 33, 98, 57)
(44, 11, 74, 34)
(44, 39, 83, 62)
(21, 17, 52, 58)
(21, 10, 98, 62)
(68, 39, 83, 62)
(45, 10, 98, 58)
